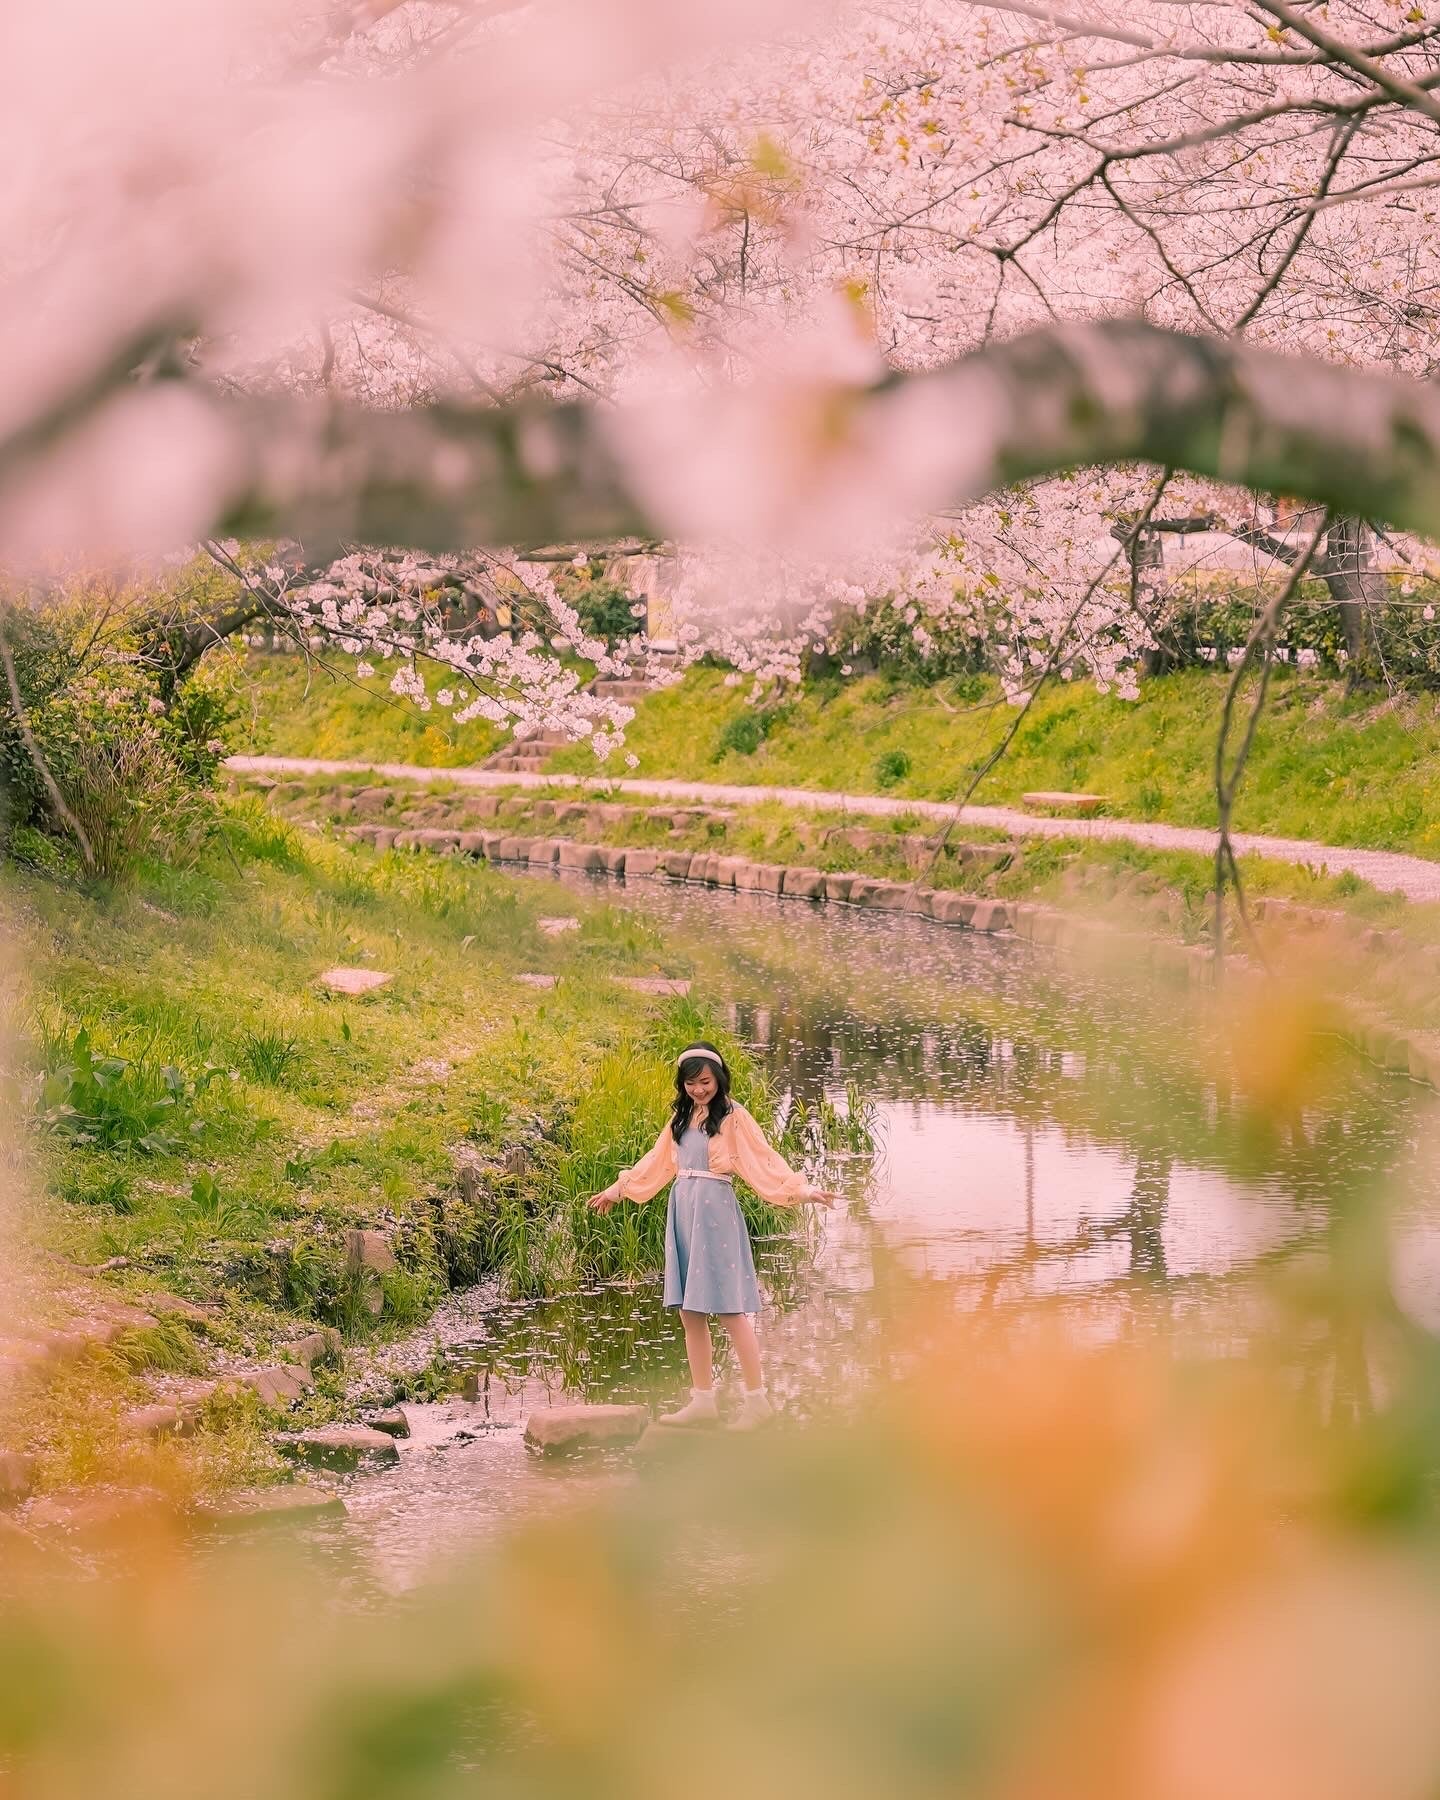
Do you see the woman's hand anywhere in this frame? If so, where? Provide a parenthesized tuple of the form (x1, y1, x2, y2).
(806, 1189, 844, 1210)
(588, 1188, 621, 1213)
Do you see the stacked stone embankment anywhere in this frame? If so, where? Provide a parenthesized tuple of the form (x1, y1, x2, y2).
(244, 774, 1440, 1093)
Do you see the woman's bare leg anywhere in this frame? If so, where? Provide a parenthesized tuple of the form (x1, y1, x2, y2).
(679, 1308, 714, 1389)
(718, 1313, 764, 1391)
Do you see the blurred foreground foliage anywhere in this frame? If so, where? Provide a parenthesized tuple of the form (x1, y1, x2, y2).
(4, 1263, 1440, 1799)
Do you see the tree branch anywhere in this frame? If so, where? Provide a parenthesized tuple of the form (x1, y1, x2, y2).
(10, 322, 1440, 559)
(166, 322, 1440, 553)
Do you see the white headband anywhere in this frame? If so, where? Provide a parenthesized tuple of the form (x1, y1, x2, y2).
(676, 1046, 724, 1070)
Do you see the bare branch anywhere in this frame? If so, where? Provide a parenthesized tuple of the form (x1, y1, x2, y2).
(0, 618, 95, 870)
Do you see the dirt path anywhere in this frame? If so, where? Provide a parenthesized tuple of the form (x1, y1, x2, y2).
(228, 754, 1440, 906)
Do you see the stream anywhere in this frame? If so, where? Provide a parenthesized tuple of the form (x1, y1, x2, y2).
(305, 873, 1440, 1590)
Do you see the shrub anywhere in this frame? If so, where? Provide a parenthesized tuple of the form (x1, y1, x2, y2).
(875, 749, 912, 788)
(550, 559, 644, 647)
(1, 580, 239, 882)
(714, 704, 788, 761)
(36, 1027, 228, 1154)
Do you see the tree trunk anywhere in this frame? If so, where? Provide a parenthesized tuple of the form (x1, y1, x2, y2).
(1322, 517, 1386, 686)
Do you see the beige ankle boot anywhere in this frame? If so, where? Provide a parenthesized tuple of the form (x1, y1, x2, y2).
(659, 1387, 719, 1428)
(730, 1388, 776, 1431)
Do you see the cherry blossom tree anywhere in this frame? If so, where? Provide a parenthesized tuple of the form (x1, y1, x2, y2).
(3, 0, 1440, 757)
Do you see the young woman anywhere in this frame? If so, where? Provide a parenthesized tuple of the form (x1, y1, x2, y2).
(589, 1042, 841, 1430)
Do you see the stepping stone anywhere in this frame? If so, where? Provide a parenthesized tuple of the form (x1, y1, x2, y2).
(370, 1408, 411, 1439)
(240, 1364, 314, 1409)
(317, 967, 392, 996)
(27, 1487, 167, 1533)
(1020, 791, 1105, 816)
(0, 1450, 37, 1505)
(537, 916, 580, 936)
(523, 1404, 650, 1455)
(121, 1404, 185, 1440)
(281, 1328, 343, 1370)
(616, 976, 692, 996)
(516, 972, 558, 988)
(280, 1427, 401, 1472)
(198, 1485, 347, 1529)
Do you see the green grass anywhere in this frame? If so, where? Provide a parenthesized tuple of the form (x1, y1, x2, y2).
(229, 650, 505, 766)
(254, 770, 1440, 1043)
(236, 655, 1440, 859)
(12, 797, 747, 1344)
(8, 790, 770, 1494)
(544, 666, 1439, 859)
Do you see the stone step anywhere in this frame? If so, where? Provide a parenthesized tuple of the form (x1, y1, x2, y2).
(523, 1404, 650, 1454)
(1021, 791, 1105, 816)
(280, 1426, 400, 1472)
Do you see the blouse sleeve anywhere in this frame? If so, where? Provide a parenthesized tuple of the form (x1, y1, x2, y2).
(730, 1104, 814, 1207)
(613, 1123, 677, 1203)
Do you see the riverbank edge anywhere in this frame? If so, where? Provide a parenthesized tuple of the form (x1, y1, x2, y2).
(0, 821, 762, 1525)
(240, 768, 1440, 1096)
(226, 752, 1440, 908)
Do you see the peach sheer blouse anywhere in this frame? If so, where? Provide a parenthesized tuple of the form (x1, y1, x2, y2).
(605, 1103, 817, 1207)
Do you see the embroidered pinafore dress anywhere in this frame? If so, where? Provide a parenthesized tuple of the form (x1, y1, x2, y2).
(663, 1125, 762, 1315)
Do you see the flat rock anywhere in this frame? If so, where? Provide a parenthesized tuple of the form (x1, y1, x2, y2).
(558, 843, 608, 873)
(198, 1485, 347, 1529)
(1021, 791, 1105, 815)
(281, 1328, 343, 1370)
(523, 1404, 650, 1454)
(0, 1450, 37, 1505)
(317, 967, 392, 996)
(121, 1404, 185, 1440)
(281, 1427, 401, 1472)
(516, 972, 558, 988)
(616, 976, 692, 997)
(370, 1408, 411, 1439)
(27, 1487, 167, 1533)
(537, 916, 580, 936)
(969, 900, 1014, 933)
(241, 1364, 314, 1409)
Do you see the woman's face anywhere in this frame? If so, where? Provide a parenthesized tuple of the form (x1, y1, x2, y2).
(684, 1065, 718, 1106)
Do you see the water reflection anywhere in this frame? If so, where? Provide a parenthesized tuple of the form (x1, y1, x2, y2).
(337, 873, 1437, 1582)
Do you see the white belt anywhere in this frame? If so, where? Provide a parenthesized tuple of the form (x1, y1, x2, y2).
(678, 1168, 733, 1182)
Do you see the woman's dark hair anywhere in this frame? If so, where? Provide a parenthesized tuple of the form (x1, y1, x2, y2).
(670, 1043, 733, 1141)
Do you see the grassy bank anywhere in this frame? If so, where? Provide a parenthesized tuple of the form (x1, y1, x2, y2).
(5, 798, 783, 1499)
(232, 655, 1440, 859)
(247, 771, 1440, 1045)
(232, 650, 506, 766)
(547, 667, 1440, 858)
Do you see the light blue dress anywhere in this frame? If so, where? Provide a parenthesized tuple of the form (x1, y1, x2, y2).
(664, 1125, 763, 1315)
